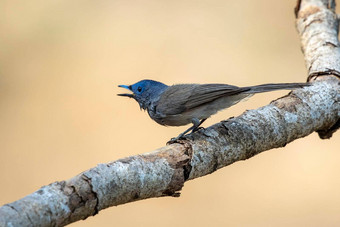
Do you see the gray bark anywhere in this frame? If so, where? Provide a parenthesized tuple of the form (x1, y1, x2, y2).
(296, 0, 340, 79)
(295, 0, 340, 138)
(0, 0, 339, 226)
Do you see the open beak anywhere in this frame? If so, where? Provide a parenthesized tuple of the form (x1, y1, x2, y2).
(118, 85, 134, 98)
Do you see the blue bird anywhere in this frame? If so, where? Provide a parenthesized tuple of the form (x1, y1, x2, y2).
(118, 80, 308, 140)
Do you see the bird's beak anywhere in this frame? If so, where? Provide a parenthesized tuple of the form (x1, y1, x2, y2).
(118, 85, 134, 98)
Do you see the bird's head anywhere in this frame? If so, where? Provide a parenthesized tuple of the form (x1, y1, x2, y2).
(118, 79, 168, 110)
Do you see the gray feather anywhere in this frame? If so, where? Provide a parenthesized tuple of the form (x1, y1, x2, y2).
(156, 84, 249, 115)
(156, 82, 309, 116)
(119, 79, 310, 132)
(244, 83, 308, 93)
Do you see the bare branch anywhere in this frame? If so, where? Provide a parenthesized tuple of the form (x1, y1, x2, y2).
(0, 0, 339, 226)
(296, 0, 340, 137)
(296, 0, 340, 78)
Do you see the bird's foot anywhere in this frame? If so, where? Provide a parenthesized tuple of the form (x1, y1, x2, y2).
(167, 130, 192, 144)
(167, 134, 185, 144)
(192, 126, 205, 133)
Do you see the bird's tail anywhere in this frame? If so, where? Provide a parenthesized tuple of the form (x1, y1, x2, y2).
(244, 83, 309, 94)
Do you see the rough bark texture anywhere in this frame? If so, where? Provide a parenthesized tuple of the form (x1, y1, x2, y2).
(296, 0, 340, 78)
(0, 0, 339, 226)
(296, 0, 340, 137)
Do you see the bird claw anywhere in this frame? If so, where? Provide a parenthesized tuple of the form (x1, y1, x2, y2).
(192, 126, 205, 133)
(167, 126, 206, 144)
(167, 138, 177, 145)
(167, 137, 188, 145)
(167, 136, 183, 144)
(167, 132, 189, 144)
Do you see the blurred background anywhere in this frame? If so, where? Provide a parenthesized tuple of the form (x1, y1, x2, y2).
(1, 0, 340, 226)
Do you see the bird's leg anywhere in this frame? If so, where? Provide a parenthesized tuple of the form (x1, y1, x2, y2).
(170, 118, 207, 141)
(171, 125, 195, 141)
(192, 118, 207, 132)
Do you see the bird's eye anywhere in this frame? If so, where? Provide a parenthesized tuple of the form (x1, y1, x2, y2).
(137, 86, 142, 92)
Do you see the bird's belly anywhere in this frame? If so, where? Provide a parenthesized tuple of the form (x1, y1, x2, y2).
(150, 113, 193, 126)
(149, 93, 252, 127)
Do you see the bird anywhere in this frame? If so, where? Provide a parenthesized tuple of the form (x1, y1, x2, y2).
(118, 79, 309, 140)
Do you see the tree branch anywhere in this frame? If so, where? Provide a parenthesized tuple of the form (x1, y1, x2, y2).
(296, 0, 340, 137)
(1, 0, 339, 226)
(296, 0, 340, 78)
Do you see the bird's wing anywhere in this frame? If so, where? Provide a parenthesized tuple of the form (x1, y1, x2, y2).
(185, 84, 250, 109)
(156, 84, 249, 115)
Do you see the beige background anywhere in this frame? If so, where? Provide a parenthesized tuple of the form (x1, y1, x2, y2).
(1, 0, 340, 226)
